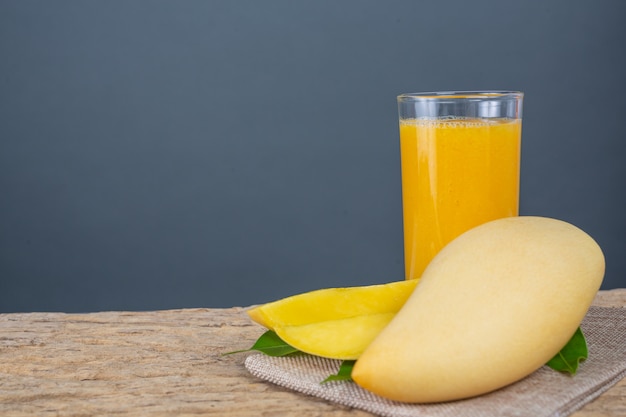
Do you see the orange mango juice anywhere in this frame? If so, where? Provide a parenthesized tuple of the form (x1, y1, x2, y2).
(400, 118, 521, 280)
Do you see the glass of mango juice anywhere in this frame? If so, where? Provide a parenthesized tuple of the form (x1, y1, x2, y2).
(398, 91, 523, 280)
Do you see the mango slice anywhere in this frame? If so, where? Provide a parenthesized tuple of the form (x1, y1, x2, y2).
(275, 313, 396, 360)
(248, 279, 418, 329)
(247, 279, 419, 359)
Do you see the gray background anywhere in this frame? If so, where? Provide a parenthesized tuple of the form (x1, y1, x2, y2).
(1, 0, 624, 313)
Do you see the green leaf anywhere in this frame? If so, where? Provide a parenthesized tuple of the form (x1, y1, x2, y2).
(322, 360, 356, 383)
(546, 327, 588, 375)
(224, 330, 300, 357)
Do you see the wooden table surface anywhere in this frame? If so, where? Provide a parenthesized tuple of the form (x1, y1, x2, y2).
(1, 289, 625, 416)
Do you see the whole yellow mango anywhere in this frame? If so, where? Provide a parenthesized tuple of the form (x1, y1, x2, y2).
(352, 216, 604, 403)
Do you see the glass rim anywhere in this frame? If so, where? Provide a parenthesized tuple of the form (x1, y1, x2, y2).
(398, 90, 523, 101)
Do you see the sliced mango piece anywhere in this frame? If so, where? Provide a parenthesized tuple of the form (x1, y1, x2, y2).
(275, 313, 396, 360)
(247, 279, 419, 329)
(246, 279, 419, 359)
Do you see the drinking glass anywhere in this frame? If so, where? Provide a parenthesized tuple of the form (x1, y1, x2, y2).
(398, 91, 523, 279)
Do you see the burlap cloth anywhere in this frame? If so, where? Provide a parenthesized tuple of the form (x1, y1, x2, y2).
(245, 306, 626, 417)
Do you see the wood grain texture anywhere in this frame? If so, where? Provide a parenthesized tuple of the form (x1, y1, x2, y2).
(1, 289, 624, 417)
